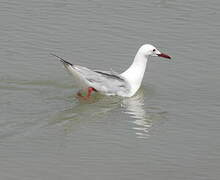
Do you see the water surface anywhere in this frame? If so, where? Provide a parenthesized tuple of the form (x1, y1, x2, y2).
(0, 0, 220, 179)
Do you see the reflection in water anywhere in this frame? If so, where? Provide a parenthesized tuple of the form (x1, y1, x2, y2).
(122, 88, 167, 138)
(48, 94, 121, 133)
(122, 89, 151, 138)
(49, 88, 167, 138)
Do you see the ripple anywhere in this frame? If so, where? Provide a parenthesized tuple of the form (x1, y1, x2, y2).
(122, 88, 168, 138)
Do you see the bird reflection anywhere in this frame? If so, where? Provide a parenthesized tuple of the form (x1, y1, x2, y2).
(122, 88, 154, 138)
(49, 87, 166, 138)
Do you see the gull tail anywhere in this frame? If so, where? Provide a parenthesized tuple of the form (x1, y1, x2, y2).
(51, 53, 89, 88)
(50, 53, 79, 79)
(50, 53, 73, 66)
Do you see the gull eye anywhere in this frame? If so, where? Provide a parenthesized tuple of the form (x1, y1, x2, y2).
(153, 49, 156, 52)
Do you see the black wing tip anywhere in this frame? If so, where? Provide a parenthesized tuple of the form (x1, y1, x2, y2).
(50, 53, 73, 66)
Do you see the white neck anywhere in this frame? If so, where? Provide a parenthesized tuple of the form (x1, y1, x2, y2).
(121, 51, 149, 96)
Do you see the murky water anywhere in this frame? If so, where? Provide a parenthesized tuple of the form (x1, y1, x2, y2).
(0, 0, 220, 179)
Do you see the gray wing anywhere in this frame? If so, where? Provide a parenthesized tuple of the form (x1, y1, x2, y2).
(51, 53, 130, 96)
(75, 66, 130, 95)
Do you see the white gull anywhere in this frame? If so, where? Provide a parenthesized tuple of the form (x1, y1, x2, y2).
(51, 44, 171, 98)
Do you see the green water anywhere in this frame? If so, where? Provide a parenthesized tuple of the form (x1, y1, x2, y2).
(0, 0, 220, 179)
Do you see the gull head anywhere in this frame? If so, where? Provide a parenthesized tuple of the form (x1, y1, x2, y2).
(138, 44, 171, 59)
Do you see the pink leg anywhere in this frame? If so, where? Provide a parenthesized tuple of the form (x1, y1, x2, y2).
(77, 87, 96, 99)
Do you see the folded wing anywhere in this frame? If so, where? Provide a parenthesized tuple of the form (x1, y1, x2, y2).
(52, 54, 130, 96)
